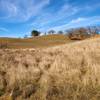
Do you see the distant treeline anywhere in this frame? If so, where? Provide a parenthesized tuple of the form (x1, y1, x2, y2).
(26, 25, 100, 39)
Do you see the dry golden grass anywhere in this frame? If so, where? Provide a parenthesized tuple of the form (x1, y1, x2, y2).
(0, 38, 100, 100)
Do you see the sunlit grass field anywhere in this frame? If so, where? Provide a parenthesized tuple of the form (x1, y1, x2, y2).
(0, 34, 75, 49)
(0, 37, 100, 100)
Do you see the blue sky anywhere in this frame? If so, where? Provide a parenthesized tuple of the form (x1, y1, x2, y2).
(0, 0, 100, 37)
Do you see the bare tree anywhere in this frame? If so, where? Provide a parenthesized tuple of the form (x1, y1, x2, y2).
(48, 30, 55, 35)
(57, 31, 63, 34)
(24, 35, 28, 38)
(87, 26, 100, 36)
(44, 32, 47, 35)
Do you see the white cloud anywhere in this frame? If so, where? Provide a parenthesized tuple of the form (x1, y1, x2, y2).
(0, 27, 9, 32)
(46, 16, 100, 31)
(70, 18, 86, 24)
(0, 0, 17, 19)
(30, 3, 79, 29)
(0, 0, 50, 22)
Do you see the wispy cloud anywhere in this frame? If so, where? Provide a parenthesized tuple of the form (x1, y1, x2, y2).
(30, 0, 100, 31)
(70, 18, 86, 24)
(0, 0, 50, 22)
(0, 27, 9, 32)
(0, 0, 17, 19)
(30, 3, 79, 30)
(46, 16, 100, 31)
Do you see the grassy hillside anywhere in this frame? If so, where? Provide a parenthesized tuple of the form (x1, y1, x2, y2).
(0, 34, 75, 49)
(0, 38, 100, 100)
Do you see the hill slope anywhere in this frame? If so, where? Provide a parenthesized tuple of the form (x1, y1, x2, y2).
(0, 34, 74, 49)
(0, 38, 100, 100)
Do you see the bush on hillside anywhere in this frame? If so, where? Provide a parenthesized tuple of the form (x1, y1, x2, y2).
(0, 42, 8, 49)
(67, 28, 90, 40)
